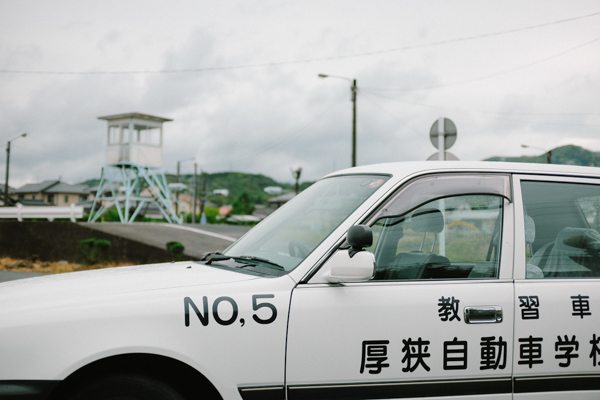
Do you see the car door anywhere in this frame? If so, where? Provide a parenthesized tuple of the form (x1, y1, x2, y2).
(286, 173, 515, 400)
(512, 175, 600, 399)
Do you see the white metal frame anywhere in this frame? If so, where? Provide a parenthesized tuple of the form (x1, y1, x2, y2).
(88, 162, 181, 224)
(0, 203, 83, 222)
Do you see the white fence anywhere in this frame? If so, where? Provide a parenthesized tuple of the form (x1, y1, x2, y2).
(0, 204, 83, 222)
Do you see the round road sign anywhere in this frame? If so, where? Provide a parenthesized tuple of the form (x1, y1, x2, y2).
(430, 118, 457, 150)
(427, 151, 460, 161)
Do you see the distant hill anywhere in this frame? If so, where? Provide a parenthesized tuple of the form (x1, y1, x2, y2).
(80, 178, 101, 188)
(171, 172, 310, 205)
(485, 145, 600, 167)
(80, 171, 313, 206)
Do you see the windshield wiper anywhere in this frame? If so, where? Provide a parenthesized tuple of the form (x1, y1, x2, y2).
(201, 251, 231, 265)
(232, 256, 285, 270)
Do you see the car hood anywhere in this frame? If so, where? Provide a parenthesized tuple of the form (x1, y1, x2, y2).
(0, 262, 258, 313)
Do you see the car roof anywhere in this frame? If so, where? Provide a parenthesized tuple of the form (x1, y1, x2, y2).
(324, 161, 600, 181)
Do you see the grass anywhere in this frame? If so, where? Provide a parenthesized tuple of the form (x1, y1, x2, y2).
(0, 257, 133, 274)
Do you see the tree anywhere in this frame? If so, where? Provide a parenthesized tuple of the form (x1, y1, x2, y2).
(232, 192, 255, 215)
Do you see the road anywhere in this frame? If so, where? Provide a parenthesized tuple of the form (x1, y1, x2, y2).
(0, 270, 47, 283)
(0, 223, 253, 283)
(81, 222, 252, 259)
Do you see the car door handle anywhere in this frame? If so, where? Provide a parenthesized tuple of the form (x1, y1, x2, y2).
(464, 306, 503, 324)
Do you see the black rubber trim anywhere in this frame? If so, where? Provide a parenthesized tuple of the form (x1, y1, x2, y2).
(514, 374, 600, 393)
(286, 377, 511, 399)
(0, 380, 59, 399)
(238, 385, 285, 400)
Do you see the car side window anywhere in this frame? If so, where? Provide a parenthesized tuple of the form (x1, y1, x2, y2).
(522, 180, 600, 278)
(369, 194, 503, 280)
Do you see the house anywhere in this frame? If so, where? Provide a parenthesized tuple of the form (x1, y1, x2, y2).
(0, 184, 17, 206)
(14, 181, 92, 207)
(267, 192, 296, 209)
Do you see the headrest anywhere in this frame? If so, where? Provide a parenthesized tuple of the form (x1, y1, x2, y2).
(411, 208, 444, 233)
(524, 215, 535, 244)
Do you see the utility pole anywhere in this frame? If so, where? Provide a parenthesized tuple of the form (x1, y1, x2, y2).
(4, 133, 27, 207)
(193, 163, 198, 224)
(175, 161, 180, 215)
(291, 167, 302, 195)
(319, 74, 358, 167)
(351, 79, 357, 167)
(176, 157, 195, 218)
(200, 171, 207, 224)
(521, 144, 552, 164)
(4, 142, 11, 207)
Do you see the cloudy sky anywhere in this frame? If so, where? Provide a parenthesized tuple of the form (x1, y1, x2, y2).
(1, 0, 599, 186)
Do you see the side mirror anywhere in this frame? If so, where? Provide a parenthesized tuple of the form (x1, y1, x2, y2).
(327, 225, 375, 283)
(347, 225, 373, 257)
(326, 250, 376, 283)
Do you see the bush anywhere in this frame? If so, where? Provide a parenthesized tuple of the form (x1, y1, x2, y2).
(204, 206, 219, 223)
(166, 241, 185, 261)
(79, 238, 111, 264)
(101, 208, 122, 222)
(232, 192, 255, 215)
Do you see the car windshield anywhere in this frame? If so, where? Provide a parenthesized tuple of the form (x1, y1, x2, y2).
(223, 174, 390, 272)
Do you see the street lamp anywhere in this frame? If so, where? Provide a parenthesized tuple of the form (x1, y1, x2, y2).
(521, 144, 552, 164)
(318, 74, 358, 167)
(176, 157, 195, 215)
(291, 167, 302, 195)
(4, 133, 27, 207)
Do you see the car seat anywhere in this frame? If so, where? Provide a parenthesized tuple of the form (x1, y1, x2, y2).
(540, 227, 600, 277)
(383, 208, 450, 280)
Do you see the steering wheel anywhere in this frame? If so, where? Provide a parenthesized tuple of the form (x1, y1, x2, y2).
(288, 239, 309, 258)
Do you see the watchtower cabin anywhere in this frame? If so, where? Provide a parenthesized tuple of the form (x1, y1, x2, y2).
(99, 112, 172, 167)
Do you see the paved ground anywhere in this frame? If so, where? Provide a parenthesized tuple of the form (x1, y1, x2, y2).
(80, 222, 253, 259)
(0, 270, 47, 283)
(0, 223, 253, 283)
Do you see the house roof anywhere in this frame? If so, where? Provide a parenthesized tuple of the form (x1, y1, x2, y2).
(15, 180, 89, 195)
(45, 182, 89, 194)
(0, 184, 17, 194)
(17, 198, 52, 206)
(268, 192, 296, 203)
(97, 112, 173, 123)
(14, 180, 59, 193)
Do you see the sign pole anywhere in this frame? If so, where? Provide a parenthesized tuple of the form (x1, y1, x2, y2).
(438, 117, 445, 161)
(436, 117, 446, 255)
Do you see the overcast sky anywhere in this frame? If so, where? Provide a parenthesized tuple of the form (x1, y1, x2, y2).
(1, 0, 599, 187)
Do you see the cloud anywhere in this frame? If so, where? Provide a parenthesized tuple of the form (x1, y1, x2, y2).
(1, 0, 599, 188)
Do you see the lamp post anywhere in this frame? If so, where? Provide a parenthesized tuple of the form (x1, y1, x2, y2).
(176, 157, 195, 215)
(4, 133, 27, 207)
(521, 144, 552, 164)
(318, 74, 357, 167)
(291, 167, 302, 194)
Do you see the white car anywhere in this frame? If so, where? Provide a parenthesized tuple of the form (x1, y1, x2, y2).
(2, 161, 600, 400)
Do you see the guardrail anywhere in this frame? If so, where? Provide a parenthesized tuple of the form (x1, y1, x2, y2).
(0, 204, 83, 222)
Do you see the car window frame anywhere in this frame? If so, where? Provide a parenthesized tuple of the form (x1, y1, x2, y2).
(369, 193, 506, 281)
(512, 173, 600, 280)
(306, 172, 515, 284)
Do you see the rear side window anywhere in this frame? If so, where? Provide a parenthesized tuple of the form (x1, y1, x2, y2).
(522, 180, 600, 278)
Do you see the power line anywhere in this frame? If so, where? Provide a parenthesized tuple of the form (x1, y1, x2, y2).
(2, 11, 599, 75)
(362, 36, 600, 92)
(359, 94, 423, 136)
(360, 91, 600, 125)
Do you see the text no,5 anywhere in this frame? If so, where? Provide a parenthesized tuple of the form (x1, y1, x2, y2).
(184, 294, 277, 327)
